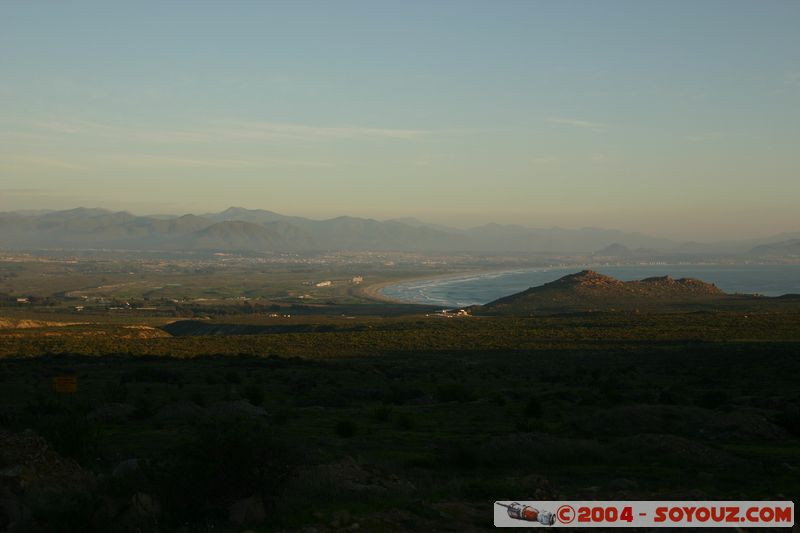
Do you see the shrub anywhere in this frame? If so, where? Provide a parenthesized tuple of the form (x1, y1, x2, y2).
(190, 390, 207, 407)
(696, 390, 730, 410)
(439, 441, 479, 469)
(524, 396, 542, 417)
(37, 411, 100, 465)
(774, 406, 800, 436)
(658, 388, 679, 405)
(103, 380, 128, 403)
(152, 421, 298, 528)
(243, 384, 265, 406)
(27, 487, 96, 532)
(273, 409, 290, 425)
(132, 397, 157, 420)
(393, 413, 416, 431)
(435, 382, 476, 403)
(335, 420, 357, 438)
(123, 366, 180, 384)
(370, 405, 393, 422)
(382, 384, 423, 405)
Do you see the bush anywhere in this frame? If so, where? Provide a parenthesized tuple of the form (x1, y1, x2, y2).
(774, 406, 800, 436)
(438, 441, 479, 469)
(393, 413, 416, 431)
(435, 382, 476, 403)
(243, 384, 265, 406)
(152, 421, 298, 528)
(26, 393, 62, 416)
(370, 405, 393, 422)
(205, 372, 224, 385)
(190, 390, 207, 407)
(27, 487, 96, 532)
(37, 411, 100, 465)
(492, 392, 507, 406)
(104, 380, 128, 403)
(335, 420, 357, 438)
(658, 388, 679, 405)
(132, 397, 157, 420)
(696, 390, 730, 410)
(273, 409, 290, 425)
(525, 396, 542, 417)
(382, 384, 423, 405)
(123, 366, 180, 384)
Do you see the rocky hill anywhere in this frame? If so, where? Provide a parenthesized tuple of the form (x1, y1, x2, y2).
(473, 270, 732, 314)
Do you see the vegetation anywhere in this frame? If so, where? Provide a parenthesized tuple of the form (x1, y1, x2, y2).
(474, 269, 800, 315)
(1, 309, 799, 530)
(1, 261, 799, 530)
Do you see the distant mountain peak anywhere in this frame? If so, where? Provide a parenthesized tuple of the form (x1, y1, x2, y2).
(219, 206, 278, 217)
(388, 217, 424, 225)
(749, 238, 800, 258)
(594, 242, 632, 256)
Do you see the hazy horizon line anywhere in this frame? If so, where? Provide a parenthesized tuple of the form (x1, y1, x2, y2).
(3, 204, 799, 244)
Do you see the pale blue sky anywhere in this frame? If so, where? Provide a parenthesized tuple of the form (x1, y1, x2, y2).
(1, 1, 798, 239)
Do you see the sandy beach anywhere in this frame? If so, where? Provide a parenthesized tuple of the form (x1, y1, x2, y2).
(354, 278, 410, 303)
(355, 269, 492, 305)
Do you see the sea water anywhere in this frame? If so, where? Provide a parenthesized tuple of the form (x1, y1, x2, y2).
(380, 264, 800, 308)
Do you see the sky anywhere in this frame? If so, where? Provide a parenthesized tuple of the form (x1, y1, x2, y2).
(1, 1, 798, 240)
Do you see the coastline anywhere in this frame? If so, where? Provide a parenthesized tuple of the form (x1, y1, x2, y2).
(356, 270, 491, 305)
(355, 278, 412, 304)
(358, 264, 602, 306)
(357, 263, 800, 307)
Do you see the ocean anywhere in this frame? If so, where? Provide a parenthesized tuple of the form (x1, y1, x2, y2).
(380, 264, 800, 308)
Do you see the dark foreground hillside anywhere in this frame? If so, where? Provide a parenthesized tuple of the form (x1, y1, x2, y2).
(0, 312, 799, 531)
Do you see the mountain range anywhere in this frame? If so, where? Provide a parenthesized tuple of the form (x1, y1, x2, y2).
(0, 207, 797, 256)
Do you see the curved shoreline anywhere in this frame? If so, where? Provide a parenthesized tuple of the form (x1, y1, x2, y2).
(356, 278, 413, 304)
(372, 268, 532, 306)
(360, 266, 554, 306)
(357, 270, 490, 304)
(360, 265, 594, 306)
(359, 263, 798, 307)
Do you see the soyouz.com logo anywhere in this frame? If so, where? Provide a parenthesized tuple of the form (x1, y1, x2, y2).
(493, 501, 794, 527)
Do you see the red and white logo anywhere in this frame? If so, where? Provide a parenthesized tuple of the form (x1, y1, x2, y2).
(494, 501, 794, 528)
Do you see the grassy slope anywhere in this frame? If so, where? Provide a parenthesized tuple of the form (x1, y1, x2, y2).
(0, 311, 799, 530)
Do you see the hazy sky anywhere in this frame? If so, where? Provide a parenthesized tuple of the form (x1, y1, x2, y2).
(1, 1, 798, 240)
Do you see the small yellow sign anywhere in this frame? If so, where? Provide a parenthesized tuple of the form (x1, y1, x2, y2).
(53, 376, 78, 393)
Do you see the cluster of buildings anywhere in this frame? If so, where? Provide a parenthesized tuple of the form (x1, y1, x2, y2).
(312, 276, 363, 288)
(426, 309, 471, 318)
